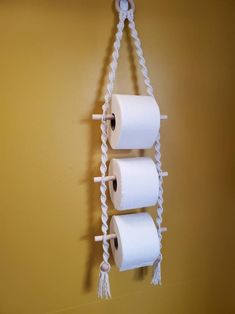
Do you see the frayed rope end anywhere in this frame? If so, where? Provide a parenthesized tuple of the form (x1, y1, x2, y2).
(98, 270, 111, 299)
(151, 258, 162, 286)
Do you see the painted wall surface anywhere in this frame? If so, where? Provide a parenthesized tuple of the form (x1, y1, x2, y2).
(0, 1, 234, 313)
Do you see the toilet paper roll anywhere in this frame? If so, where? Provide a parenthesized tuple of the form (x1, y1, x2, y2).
(110, 213, 160, 271)
(108, 157, 159, 210)
(108, 94, 160, 149)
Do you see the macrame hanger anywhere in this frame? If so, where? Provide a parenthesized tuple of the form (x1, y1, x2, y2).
(97, 0, 166, 298)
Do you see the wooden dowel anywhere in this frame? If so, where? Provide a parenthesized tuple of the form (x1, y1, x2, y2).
(92, 114, 114, 121)
(93, 175, 116, 183)
(94, 171, 168, 183)
(94, 227, 167, 242)
(92, 114, 168, 121)
(94, 233, 117, 242)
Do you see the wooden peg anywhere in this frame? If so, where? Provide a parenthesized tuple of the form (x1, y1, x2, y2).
(92, 114, 114, 121)
(93, 176, 116, 183)
(94, 233, 117, 242)
(94, 228, 167, 242)
(94, 172, 168, 183)
(92, 114, 168, 121)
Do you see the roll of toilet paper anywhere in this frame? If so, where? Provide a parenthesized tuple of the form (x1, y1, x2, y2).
(108, 94, 160, 149)
(108, 157, 159, 210)
(110, 212, 160, 271)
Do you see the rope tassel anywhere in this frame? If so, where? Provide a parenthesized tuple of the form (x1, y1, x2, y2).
(98, 264, 111, 299)
(151, 255, 162, 285)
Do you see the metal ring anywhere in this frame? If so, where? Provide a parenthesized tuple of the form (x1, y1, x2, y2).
(115, 0, 135, 12)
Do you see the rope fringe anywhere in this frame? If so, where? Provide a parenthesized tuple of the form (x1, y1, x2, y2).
(98, 270, 111, 299)
(151, 257, 162, 285)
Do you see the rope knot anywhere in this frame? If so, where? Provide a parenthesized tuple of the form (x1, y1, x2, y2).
(119, 9, 134, 21)
(119, 10, 128, 21)
(100, 261, 111, 273)
(127, 9, 134, 21)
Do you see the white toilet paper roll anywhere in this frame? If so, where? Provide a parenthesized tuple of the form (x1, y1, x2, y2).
(110, 213, 160, 271)
(108, 94, 160, 149)
(108, 157, 159, 210)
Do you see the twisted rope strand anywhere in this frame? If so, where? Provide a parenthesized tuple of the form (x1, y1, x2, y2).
(127, 10, 154, 97)
(98, 10, 127, 299)
(127, 10, 165, 285)
(152, 132, 164, 285)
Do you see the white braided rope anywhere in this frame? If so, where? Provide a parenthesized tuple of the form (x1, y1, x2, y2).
(127, 10, 165, 285)
(98, 9, 127, 299)
(127, 10, 154, 97)
(152, 133, 164, 285)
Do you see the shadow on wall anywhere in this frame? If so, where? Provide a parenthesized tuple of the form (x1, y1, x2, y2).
(81, 1, 148, 293)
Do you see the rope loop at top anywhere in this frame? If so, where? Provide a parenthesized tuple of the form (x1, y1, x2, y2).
(115, 0, 135, 13)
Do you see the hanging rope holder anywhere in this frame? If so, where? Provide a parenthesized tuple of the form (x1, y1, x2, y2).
(94, 0, 167, 298)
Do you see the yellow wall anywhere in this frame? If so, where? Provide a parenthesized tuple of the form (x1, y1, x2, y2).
(0, 1, 234, 313)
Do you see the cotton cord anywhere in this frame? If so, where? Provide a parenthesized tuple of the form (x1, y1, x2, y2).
(152, 133, 164, 285)
(127, 11, 165, 285)
(97, 2, 165, 298)
(97, 9, 127, 299)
